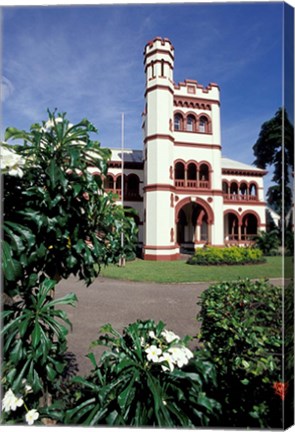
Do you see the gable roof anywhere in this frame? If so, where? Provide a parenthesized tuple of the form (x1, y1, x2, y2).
(221, 157, 267, 176)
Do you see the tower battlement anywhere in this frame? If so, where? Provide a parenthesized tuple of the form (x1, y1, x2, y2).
(174, 79, 220, 101)
(144, 36, 174, 54)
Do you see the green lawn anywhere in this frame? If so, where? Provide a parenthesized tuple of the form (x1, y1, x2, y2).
(100, 256, 293, 283)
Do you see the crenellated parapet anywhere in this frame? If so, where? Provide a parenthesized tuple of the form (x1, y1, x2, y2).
(174, 79, 220, 104)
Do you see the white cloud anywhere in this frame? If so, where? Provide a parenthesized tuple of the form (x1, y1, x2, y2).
(1, 76, 14, 102)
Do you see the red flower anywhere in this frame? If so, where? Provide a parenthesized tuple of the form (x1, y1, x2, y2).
(273, 382, 288, 400)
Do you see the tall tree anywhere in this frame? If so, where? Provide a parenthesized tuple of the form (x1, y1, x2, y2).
(253, 108, 294, 220)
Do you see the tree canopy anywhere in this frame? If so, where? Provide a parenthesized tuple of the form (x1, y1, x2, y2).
(253, 108, 294, 219)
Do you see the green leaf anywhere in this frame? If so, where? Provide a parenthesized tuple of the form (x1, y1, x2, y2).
(5, 127, 30, 141)
(32, 322, 41, 348)
(118, 375, 136, 410)
(46, 364, 57, 381)
(2, 240, 22, 281)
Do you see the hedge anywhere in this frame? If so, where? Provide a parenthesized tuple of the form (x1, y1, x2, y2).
(187, 246, 265, 265)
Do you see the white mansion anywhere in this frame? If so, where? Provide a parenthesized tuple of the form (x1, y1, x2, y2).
(104, 37, 267, 261)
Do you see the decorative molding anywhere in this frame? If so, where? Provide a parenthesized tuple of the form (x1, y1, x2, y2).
(175, 196, 214, 224)
(145, 84, 174, 97)
(174, 142, 221, 150)
(222, 168, 267, 177)
(144, 134, 175, 144)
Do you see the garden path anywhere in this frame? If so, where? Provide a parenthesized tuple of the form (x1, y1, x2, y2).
(57, 276, 284, 376)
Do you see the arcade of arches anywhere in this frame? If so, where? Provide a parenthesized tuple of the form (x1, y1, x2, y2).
(175, 201, 260, 249)
(224, 211, 259, 242)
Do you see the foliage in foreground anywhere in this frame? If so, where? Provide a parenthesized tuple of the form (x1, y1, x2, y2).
(187, 245, 265, 265)
(3, 111, 138, 289)
(197, 278, 283, 428)
(1, 111, 137, 425)
(64, 320, 221, 427)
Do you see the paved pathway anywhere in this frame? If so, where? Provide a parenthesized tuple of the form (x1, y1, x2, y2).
(57, 276, 284, 376)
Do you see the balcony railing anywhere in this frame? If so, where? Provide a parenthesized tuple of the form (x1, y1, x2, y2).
(174, 180, 209, 189)
(223, 193, 258, 201)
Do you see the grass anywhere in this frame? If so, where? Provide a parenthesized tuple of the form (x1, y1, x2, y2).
(100, 256, 293, 284)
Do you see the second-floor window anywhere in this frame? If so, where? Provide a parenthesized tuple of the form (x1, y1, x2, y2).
(186, 115, 195, 132)
(199, 116, 208, 133)
(174, 114, 182, 131)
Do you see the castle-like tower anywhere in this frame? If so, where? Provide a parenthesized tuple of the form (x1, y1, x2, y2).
(142, 37, 178, 260)
(142, 37, 225, 260)
(104, 37, 267, 260)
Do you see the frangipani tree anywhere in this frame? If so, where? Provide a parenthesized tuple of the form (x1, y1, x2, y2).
(1, 110, 137, 424)
(3, 110, 138, 291)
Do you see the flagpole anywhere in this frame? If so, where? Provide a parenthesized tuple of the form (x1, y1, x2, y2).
(120, 113, 125, 267)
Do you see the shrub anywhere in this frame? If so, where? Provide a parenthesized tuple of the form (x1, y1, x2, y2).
(187, 246, 265, 265)
(254, 229, 280, 256)
(64, 320, 221, 427)
(197, 279, 283, 428)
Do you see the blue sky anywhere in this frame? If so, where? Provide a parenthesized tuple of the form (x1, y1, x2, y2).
(1, 2, 286, 183)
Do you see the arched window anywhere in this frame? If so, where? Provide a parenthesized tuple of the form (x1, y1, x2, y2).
(174, 162, 185, 180)
(104, 175, 114, 190)
(199, 116, 209, 133)
(240, 182, 248, 200)
(187, 163, 197, 180)
(187, 163, 197, 187)
(174, 114, 183, 131)
(186, 115, 196, 132)
(222, 181, 229, 194)
(199, 164, 209, 181)
(126, 174, 140, 199)
(242, 213, 258, 240)
(230, 181, 239, 197)
(199, 164, 210, 188)
(249, 183, 257, 197)
(224, 213, 239, 241)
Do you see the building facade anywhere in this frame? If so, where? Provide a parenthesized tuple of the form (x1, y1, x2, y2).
(104, 37, 267, 260)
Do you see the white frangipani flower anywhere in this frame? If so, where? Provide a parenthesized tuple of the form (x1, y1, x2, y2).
(25, 409, 39, 425)
(161, 329, 180, 343)
(148, 330, 156, 339)
(2, 389, 24, 412)
(168, 347, 189, 368)
(145, 345, 162, 363)
(159, 352, 175, 372)
(0, 146, 25, 177)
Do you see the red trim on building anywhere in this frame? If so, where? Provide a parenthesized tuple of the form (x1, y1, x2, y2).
(222, 168, 267, 177)
(174, 196, 214, 224)
(143, 253, 180, 261)
(174, 95, 219, 109)
(144, 134, 175, 144)
(174, 142, 221, 150)
(145, 59, 173, 73)
(144, 183, 224, 196)
(223, 199, 266, 206)
(145, 84, 174, 97)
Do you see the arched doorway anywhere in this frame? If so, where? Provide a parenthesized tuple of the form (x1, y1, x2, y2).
(176, 200, 212, 251)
